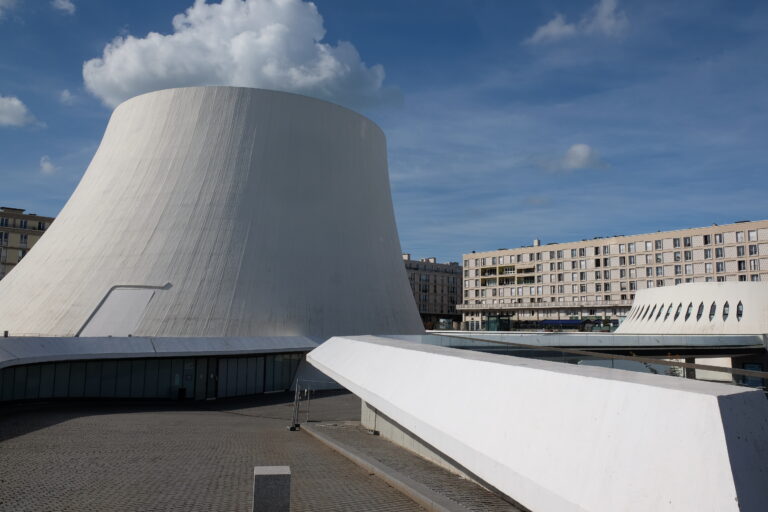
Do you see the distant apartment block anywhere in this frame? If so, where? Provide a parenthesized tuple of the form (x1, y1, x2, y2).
(459, 220, 768, 331)
(403, 254, 462, 329)
(0, 207, 54, 279)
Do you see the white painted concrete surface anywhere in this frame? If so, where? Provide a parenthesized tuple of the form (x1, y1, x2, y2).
(308, 335, 768, 512)
(617, 282, 768, 335)
(0, 87, 423, 338)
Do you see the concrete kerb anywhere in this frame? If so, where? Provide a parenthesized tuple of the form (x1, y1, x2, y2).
(302, 424, 471, 512)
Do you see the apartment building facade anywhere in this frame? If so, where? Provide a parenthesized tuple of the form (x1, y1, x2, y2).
(0, 207, 54, 279)
(403, 254, 462, 329)
(458, 220, 768, 331)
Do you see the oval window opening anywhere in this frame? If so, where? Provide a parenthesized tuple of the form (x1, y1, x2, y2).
(655, 303, 665, 321)
(684, 302, 693, 321)
(673, 303, 683, 321)
(648, 305, 657, 321)
(696, 302, 704, 321)
(722, 301, 730, 321)
(709, 302, 716, 321)
(736, 301, 743, 321)
(664, 303, 673, 321)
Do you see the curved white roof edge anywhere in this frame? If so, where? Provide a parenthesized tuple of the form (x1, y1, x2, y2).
(0, 336, 320, 370)
(617, 282, 768, 335)
(308, 335, 768, 512)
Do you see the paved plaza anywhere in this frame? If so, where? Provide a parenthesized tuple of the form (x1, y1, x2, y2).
(0, 392, 423, 511)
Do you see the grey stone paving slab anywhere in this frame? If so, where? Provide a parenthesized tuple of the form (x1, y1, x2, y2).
(0, 392, 423, 512)
(309, 422, 523, 512)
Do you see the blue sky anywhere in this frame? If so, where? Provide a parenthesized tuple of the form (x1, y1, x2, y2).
(1, 0, 766, 263)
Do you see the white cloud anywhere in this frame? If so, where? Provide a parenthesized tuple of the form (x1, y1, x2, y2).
(40, 155, 57, 174)
(52, 0, 75, 15)
(59, 89, 75, 105)
(557, 143, 606, 171)
(0, 95, 35, 126)
(0, 0, 16, 18)
(83, 0, 391, 108)
(525, 0, 627, 45)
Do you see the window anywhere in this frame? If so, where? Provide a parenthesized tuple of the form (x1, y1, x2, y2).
(557, 250, 564, 258)
(619, 269, 626, 278)
(619, 244, 625, 253)
(685, 264, 693, 275)
(751, 274, 760, 281)
(673, 303, 682, 320)
(683, 237, 692, 247)
(656, 266, 664, 276)
(674, 265, 682, 275)
(19, 219, 27, 229)
(738, 260, 746, 271)
(696, 302, 704, 321)
(603, 245, 610, 255)
(749, 244, 758, 256)
(628, 255, 636, 265)
(647, 305, 656, 320)
(594, 247, 600, 256)
(738, 275, 747, 282)
(722, 301, 730, 321)
(705, 263, 713, 273)
(684, 302, 693, 321)
(0, 217, 7, 227)
(594, 258, 601, 268)
(709, 302, 716, 321)
(646, 267, 653, 277)
(619, 256, 626, 266)
(19, 234, 28, 247)
(715, 247, 724, 258)
(674, 278, 682, 285)
(717, 276, 726, 282)
(0, 231, 7, 246)
(629, 281, 637, 291)
(736, 232, 745, 243)
(604, 270, 610, 279)
(664, 303, 673, 320)
(716, 262, 725, 273)
(570, 249, 577, 258)
(737, 246, 745, 257)
(595, 283, 602, 292)
(645, 241, 652, 251)
(579, 248, 586, 257)
(655, 304, 665, 321)
(656, 279, 664, 287)
(655, 253, 663, 263)
(674, 251, 681, 262)
(628, 242, 636, 252)
(647, 280, 654, 288)
(714, 233, 723, 244)
(704, 248, 712, 259)
(736, 301, 743, 321)
(750, 259, 759, 271)
(654, 240, 662, 250)
(703, 234, 711, 245)
(673, 238, 681, 248)
(748, 230, 757, 241)
(684, 251, 692, 261)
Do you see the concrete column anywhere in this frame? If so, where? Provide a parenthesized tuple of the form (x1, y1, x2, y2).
(253, 466, 290, 512)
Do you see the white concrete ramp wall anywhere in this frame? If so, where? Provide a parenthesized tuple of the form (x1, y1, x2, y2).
(308, 335, 768, 512)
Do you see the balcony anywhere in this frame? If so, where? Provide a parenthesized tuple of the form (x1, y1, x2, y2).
(457, 300, 634, 311)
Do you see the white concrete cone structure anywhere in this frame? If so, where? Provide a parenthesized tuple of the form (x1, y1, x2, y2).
(0, 87, 423, 338)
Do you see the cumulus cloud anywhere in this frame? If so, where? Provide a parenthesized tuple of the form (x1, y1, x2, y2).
(0, 95, 35, 126)
(52, 0, 75, 15)
(0, 0, 16, 18)
(525, 0, 627, 45)
(83, 0, 392, 108)
(59, 89, 75, 105)
(40, 155, 57, 174)
(556, 143, 606, 171)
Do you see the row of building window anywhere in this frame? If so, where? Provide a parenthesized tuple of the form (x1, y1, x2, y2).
(465, 231, 762, 267)
(0, 218, 46, 230)
(628, 301, 743, 323)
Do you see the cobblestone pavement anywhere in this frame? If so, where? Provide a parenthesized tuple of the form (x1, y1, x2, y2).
(312, 422, 524, 512)
(0, 392, 423, 512)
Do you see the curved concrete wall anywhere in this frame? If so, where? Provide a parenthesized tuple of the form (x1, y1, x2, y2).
(0, 87, 423, 338)
(309, 335, 768, 512)
(617, 282, 768, 335)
